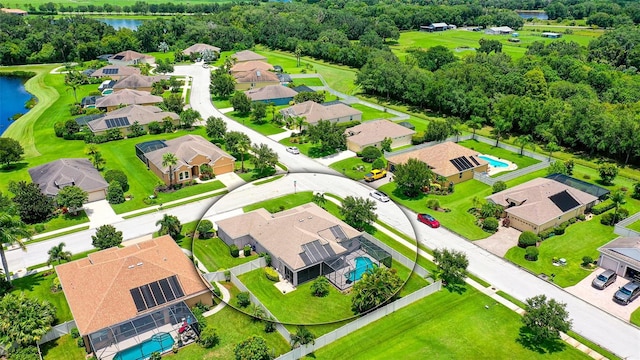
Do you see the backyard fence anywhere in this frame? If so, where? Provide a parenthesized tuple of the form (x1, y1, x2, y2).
(274, 280, 442, 360)
(37, 320, 76, 345)
(614, 212, 640, 237)
(203, 257, 267, 283)
(360, 233, 431, 279)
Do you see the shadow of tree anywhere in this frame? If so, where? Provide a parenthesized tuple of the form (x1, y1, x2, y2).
(443, 281, 467, 294)
(0, 161, 28, 172)
(517, 326, 567, 354)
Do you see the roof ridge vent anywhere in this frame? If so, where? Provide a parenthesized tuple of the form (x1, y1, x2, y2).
(299, 219, 304, 222)
(128, 265, 135, 269)
(137, 262, 143, 266)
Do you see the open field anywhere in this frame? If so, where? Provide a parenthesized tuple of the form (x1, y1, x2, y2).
(390, 29, 604, 61)
(312, 286, 589, 359)
(350, 103, 391, 121)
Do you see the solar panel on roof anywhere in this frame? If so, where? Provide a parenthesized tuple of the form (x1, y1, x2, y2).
(159, 278, 175, 301)
(450, 156, 473, 171)
(168, 275, 184, 298)
(103, 68, 119, 75)
(470, 156, 480, 166)
(113, 55, 125, 60)
(549, 190, 580, 212)
(329, 225, 348, 241)
(150, 282, 167, 305)
(105, 117, 130, 129)
(460, 156, 474, 169)
(130, 288, 147, 312)
(140, 284, 157, 309)
(450, 158, 464, 171)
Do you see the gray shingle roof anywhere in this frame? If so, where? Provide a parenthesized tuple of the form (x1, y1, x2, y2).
(232, 50, 267, 62)
(244, 85, 298, 101)
(280, 101, 362, 125)
(144, 135, 235, 174)
(112, 75, 168, 90)
(95, 89, 163, 108)
(28, 159, 109, 196)
(182, 43, 221, 55)
(345, 120, 415, 147)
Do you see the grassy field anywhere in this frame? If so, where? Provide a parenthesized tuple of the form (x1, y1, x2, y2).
(193, 237, 259, 271)
(224, 109, 286, 136)
(626, 219, 640, 233)
(41, 334, 86, 360)
(631, 307, 640, 327)
(329, 157, 371, 181)
(390, 29, 604, 61)
(312, 286, 589, 359)
(292, 77, 324, 87)
(26, 211, 89, 238)
(243, 191, 314, 213)
(458, 139, 541, 172)
(350, 103, 392, 121)
(11, 271, 72, 323)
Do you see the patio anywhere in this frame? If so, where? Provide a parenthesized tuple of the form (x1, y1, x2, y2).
(325, 250, 378, 291)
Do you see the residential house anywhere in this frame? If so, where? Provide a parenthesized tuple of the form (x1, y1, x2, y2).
(182, 43, 221, 56)
(112, 74, 168, 93)
(0, 8, 27, 15)
(86, 105, 179, 135)
(108, 50, 155, 66)
(598, 237, 640, 281)
(138, 135, 235, 185)
(485, 26, 514, 35)
(244, 85, 298, 105)
(345, 119, 415, 153)
(95, 89, 163, 112)
(233, 69, 280, 90)
(420, 22, 449, 32)
(91, 66, 141, 81)
(28, 159, 109, 202)
(56, 235, 213, 359)
(231, 50, 267, 63)
(386, 141, 489, 185)
(486, 178, 598, 234)
(230, 61, 274, 74)
(279, 101, 362, 128)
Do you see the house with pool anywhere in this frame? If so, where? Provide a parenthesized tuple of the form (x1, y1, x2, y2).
(215, 203, 391, 290)
(56, 235, 213, 360)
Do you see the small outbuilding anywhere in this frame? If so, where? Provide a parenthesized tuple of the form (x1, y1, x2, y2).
(485, 26, 514, 35)
(541, 32, 562, 39)
(420, 23, 449, 32)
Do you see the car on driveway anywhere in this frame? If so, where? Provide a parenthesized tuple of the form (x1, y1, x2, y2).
(613, 281, 640, 305)
(592, 269, 617, 290)
(370, 190, 390, 202)
(417, 213, 440, 228)
(364, 169, 387, 182)
(286, 146, 300, 154)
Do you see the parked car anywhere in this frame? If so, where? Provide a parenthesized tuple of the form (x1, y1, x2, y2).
(613, 281, 640, 305)
(592, 269, 617, 290)
(364, 169, 387, 182)
(286, 146, 300, 155)
(418, 213, 440, 228)
(370, 190, 390, 202)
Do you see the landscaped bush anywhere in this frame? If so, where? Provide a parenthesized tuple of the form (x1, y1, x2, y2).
(224, 270, 231, 282)
(426, 199, 440, 210)
(34, 224, 45, 233)
(259, 252, 272, 267)
(230, 244, 239, 257)
(264, 319, 276, 333)
(539, 229, 555, 240)
(104, 169, 129, 192)
(482, 217, 499, 232)
(525, 246, 539, 261)
(361, 146, 382, 162)
(569, 217, 577, 224)
(77, 337, 85, 348)
(411, 132, 425, 145)
(372, 158, 385, 170)
(577, 214, 586, 221)
(9, 346, 39, 360)
(197, 220, 214, 239)
(264, 267, 279, 282)
(198, 327, 220, 348)
(236, 292, 251, 308)
(492, 181, 507, 194)
(243, 245, 251, 256)
(310, 276, 330, 297)
(149, 352, 161, 360)
(211, 282, 221, 298)
(553, 224, 566, 235)
(518, 231, 539, 248)
(582, 256, 593, 267)
(600, 209, 629, 225)
(591, 200, 615, 215)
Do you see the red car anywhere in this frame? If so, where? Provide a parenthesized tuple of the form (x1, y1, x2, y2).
(418, 213, 440, 228)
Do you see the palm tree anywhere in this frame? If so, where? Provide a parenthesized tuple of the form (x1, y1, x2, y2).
(235, 137, 251, 173)
(294, 116, 307, 134)
(610, 189, 626, 224)
(86, 145, 105, 170)
(0, 213, 30, 283)
(515, 134, 533, 155)
(312, 192, 326, 208)
(295, 46, 303, 67)
(156, 214, 182, 239)
(451, 122, 463, 142)
(162, 152, 178, 187)
(47, 242, 71, 266)
(465, 116, 483, 140)
(546, 141, 560, 161)
(290, 326, 315, 348)
(64, 71, 85, 104)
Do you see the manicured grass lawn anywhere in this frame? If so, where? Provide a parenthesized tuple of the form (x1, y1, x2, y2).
(292, 77, 324, 87)
(328, 157, 372, 181)
(626, 219, 640, 233)
(458, 139, 541, 171)
(11, 271, 72, 323)
(41, 334, 87, 360)
(243, 191, 314, 213)
(27, 211, 89, 237)
(212, 96, 232, 109)
(193, 237, 259, 271)
(225, 110, 286, 136)
(378, 180, 493, 240)
(631, 306, 640, 327)
(312, 286, 589, 359)
(504, 216, 617, 288)
(350, 103, 392, 121)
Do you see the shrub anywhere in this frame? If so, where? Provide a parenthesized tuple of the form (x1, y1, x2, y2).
(553, 224, 566, 235)
(259, 252, 272, 266)
(569, 217, 577, 224)
(539, 229, 555, 240)
(230, 244, 239, 257)
(492, 181, 507, 194)
(411, 132, 425, 145)
(361, 146, 382, 162)
(104, 169, 129, 192)
(525, 246, 539, 261)
(224, 270, 231, 282)
(426, 199, 440, 210)
(243, 245, 251, 256)
(236, 292, 251, 308)
(264, 320, 276, 333)
(77, 337, 85, 348)
(106, 181, 125, 204)
(518, 231, 539, 248)
(372, 158, 386, 170)
(149, 352, 161, 360)
(34, 224, 45, 233)
(211, 282, 221, 298)
(9, 347, 39, 360)
(199, 327, 220, 348)
(600, 213, 614, 225)
(70, 328, 80, 339)
(577, 214, 586, 221)
(582, 256, 593, 267)
(264, 267, 279, 282)
(591, 200, 615, 215)
(310, 276, 330, 297)
(197, 220, 214, 239)
(633, 182, 640, 200)
(482, 217, 499, 232)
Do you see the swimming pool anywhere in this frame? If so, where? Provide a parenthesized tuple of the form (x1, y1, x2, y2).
(479, 155, 509, 168)
(346, 257, 375, 282)
(113, 332, 174, 360)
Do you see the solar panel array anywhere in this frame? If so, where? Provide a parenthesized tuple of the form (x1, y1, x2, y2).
(549, 190, 580, 212)
(329, 225, 348, 242)
(300, 240, 336, 265)
(469, 156, 480, 166)
(105, 117, 130, 129)
(113, 55, 125, 60)
(450, 156, 475, 172)
(130, 275, 185, 312)
(103, 68, 119, 75)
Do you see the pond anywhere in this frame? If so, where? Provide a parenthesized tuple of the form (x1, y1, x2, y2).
(516, 11, 549, 20)
(98, 18, 144, 31)
(0, 76, 33, 135)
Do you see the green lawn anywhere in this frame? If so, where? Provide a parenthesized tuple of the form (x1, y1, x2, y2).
(312, 286, 589, 359)
(10, 271, 72, 323)
(378, 180, 493, 240)
(41, 334, 86, 360)
(458, 139, 541, 172)
(626, 219, 640, 233)
(350, 103, 392, 121)
(27, 211, 89, 238)
(225, 110, 286, 136)
(291, 77, 324, 87)
(631, 307, 640, 327)
(243, 191, 314, 213)
(504, 215, 617, 288)
(328, 157, 371, 181)
(212, 96, 232, 109)
(193, 237, 259, 271)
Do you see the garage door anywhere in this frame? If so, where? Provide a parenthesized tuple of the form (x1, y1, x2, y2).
(87, 189, 107, 202)
(599, 255, 620, 273)
(213, 162, 234, 175)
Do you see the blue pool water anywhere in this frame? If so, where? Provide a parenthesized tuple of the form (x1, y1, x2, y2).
(114, 332, 174, 360)
(346, 257, 375, 282)
(479, 155, 508, 168)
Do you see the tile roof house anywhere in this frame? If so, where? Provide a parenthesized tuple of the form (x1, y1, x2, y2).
(231, 50, 267, 63)
(108, 50, 155, 66)
(87, 105, 179, 135)
(140, 135, 235, 185)
(486, 178, 598, 234)
(182, 43, 221, 56)
(28, 159, 109, 202)
(112, 74, 168, 92)
(598, 237, 640, 280)
(233, 69, 280, 90)
(345, 119, 415, 153)
(95, 89, 163, 112)
(91, 66, 141, 81)
(216, 203, 365, 286)
(244, 85, 298, 105)
(230, 60, 274, 74)
(279, 101, 362, 128)
(386, 141, 488, 185)
(56, 235, 212, 359)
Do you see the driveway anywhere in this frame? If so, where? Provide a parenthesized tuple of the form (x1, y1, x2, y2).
(566, 269, 640, 321)
(215, 172, 246, 190)
(314, 150, 356, 167)
(475, 226, 521, 257)
(83, 200, 122, 228)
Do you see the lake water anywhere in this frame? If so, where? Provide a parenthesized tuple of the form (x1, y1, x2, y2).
(517, 11, 549, 20)
(0, 76, 32, 135)
(98, 18, 143, 31)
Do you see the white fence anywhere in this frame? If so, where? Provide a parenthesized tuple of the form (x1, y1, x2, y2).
(38, 320, 76, 345)
(275, 281, 442, 360)
(614, 211, 640, 237)
(203, 257, 267, 282)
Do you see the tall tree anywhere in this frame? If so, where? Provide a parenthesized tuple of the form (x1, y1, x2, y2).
(47, 242, 72, 265)
(85, 145, 105, 170)
(250, 143, 278, 175)
(91, 224, 123, 250)
(546, 141, 560, 161)
(0, 138, 24, 168)
(351, 267, 402, 314)
(64, 71, 86, 104)
(179, 108, 201, 128)
(251, 102, 267, 124)
(0, 213, 30, 283)
(9, 181, 55, 224)
(55, 186, 88, 215)
(0, 293, 56, 347)
(393, 158, 433, 198)
(521, 294, 571, 343)
(231, 91, 252, 115)
(290, 326, 316, 348)
(610, 189, 626, 224)
(210, 72, 236, 98)
(491, 116, 512, 147)
(465, 117, 483, 140)
(294, 116, 307, 133)
(433, 248, 469, 287)
(307, 120, 346, 155)
(340, 196, 377, 231)
(156, 214, 182, 240)
(205, 116, 227, 140)
(598, 163, 619, 185)
(226, 131, 251, 173)
(515, 135, 534, 155)
(162, 152, 179, 187)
